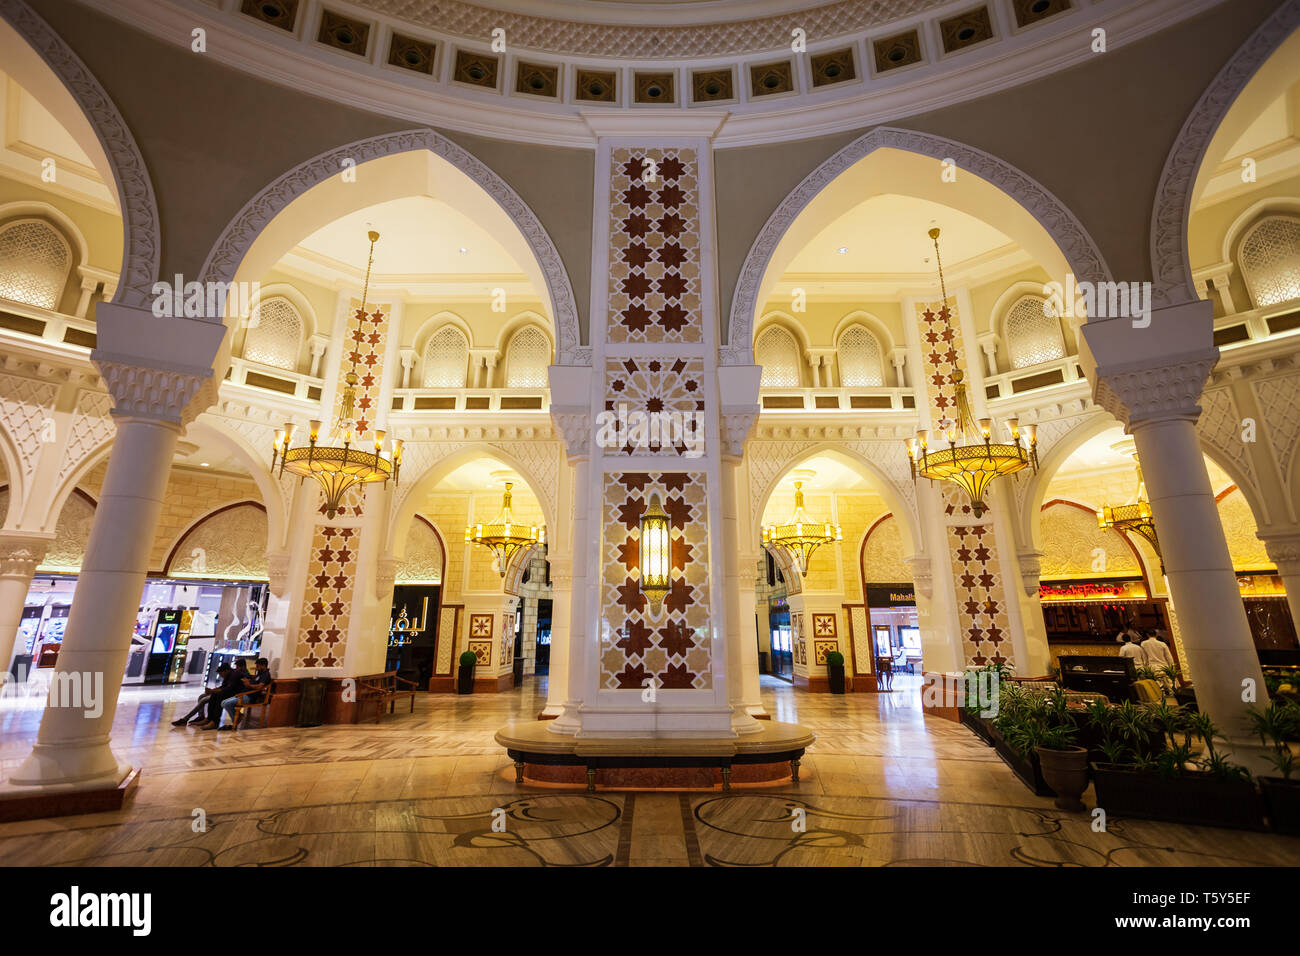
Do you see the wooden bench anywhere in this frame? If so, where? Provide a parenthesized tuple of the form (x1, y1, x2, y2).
(355, 671, 420, 723)
(230, 680, 276, 731)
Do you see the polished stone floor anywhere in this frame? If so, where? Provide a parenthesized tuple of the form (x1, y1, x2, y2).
(1, 674, 1298, 866)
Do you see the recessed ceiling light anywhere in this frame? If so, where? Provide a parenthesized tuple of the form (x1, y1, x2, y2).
(459, 247, 469, 255)
(836, 247, 848, 255)
(200, 462, 210, 467)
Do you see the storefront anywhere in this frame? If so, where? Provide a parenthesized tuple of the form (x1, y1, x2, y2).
(11, 575, 265, 686)
(865, 585, 920, 675)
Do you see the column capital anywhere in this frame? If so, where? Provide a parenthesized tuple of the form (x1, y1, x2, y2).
(375, 556, 399, 595)
(1091, 349, 1217, 428)
(91, 303, 225, 427)
(265, 550, 292, 594)
(903, 553, 933, 599)
(0, 532, 52, 579)
(1016, 549, 1044, 598)
(1080, 299, 1218, 429)
(550, 408, 592, 462)
(1260, 532, 1300, 576)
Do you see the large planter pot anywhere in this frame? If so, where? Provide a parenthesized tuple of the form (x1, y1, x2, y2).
(1091, 764, 1266, 831)
(1036, 746, 1089, 812)
(1260, 777, 1300, 835)
(827, 665, 845, 695)
(990, 727, 1054, 797)
(457, 665, 475, 695)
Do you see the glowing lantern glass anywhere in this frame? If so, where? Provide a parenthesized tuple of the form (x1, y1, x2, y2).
(640, 494, 671, 614)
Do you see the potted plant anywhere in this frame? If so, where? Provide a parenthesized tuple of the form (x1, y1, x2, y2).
(958, 663, 1002, 746)
(825, 650, 845, 694)
(990, 682, 1056, 797)
(1247, 700, 1300, 835)
(1090, 703, 1264, 830)
(457, 650, 477, 695)
(1003, 688, 1089, 811)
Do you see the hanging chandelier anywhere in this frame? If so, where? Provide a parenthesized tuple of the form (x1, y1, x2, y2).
(271, 230, 402, 519)
(761, 474, 841, 577)
(466, 480, 545, 577)
(905, 227, 1038, 518)
(1098, 450, 1163, 573)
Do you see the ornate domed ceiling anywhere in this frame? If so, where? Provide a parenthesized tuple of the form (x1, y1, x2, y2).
(82, 0, 1227, 147)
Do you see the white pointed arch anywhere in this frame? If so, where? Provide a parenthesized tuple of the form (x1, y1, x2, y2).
(726, 126, 1111, 361)
(197, 129, 582, 365)
(749, 443, 920, 560)
(1150, 0, 1300, 308)
(389, 444, 557, 567)
(0, 0, 159, 307)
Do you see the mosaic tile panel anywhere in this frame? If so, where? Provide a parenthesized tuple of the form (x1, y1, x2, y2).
(603, 356, 705, 457)
(294, 525, 359, 668)
(599, 472, 712, 690)
(336, 300, 387, 437)
(607, 148, 702, 344)
(946, 522, 1012, 667)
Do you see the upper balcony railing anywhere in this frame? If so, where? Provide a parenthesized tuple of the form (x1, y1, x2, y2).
(0, 298, 98, 351)
(391, 387, 549, 415)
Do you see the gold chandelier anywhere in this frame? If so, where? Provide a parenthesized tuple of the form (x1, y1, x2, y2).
(271, 230, 402, 519)
(906, 228, 1037, 517)
(1098, 455, 1164, 573)
(466, 481, 544, 577)
(762, 475, 841, 577)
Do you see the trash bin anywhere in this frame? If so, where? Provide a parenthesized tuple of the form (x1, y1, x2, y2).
(297, 677, 329, 727)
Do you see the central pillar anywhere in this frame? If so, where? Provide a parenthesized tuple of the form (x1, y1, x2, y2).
(3, 304, 224, 792)
(557, 118, 752, 737)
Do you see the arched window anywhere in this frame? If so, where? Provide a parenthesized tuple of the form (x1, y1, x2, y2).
(1005, 295, 1066, 369)
(505, 326, 550, 388)
(756, 325, 801, 387)
(1239, 215, 1300, 308)
(837, 325, 884, 387)
(244, 297, 303, 371)
(422, 325, 469, 388)
(0, 219, 72, 311)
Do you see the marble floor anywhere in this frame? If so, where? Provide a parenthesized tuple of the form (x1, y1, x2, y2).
(1, 673, 1298, 866)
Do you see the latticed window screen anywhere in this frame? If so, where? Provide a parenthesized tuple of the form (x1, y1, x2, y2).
(1005, 296, 1066, 369)
(244, 297, 303, 371)
(422, 326, 468, 387)
(0, 219, 72, 311)
(505, 326, 550, 388)
(1239, 215, 1300, 308)
(837, 325, 884, 386)
(756, 326, 801, 387)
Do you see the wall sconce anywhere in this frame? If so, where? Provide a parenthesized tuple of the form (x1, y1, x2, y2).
(640, 493, 671, 616)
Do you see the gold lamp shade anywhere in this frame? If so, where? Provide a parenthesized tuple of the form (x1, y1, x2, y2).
(761, 479, 841, 577)
(639, 493, 672, 613)
(466, 481, 544, 577)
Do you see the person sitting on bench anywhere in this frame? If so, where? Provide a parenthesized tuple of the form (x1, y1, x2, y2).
(172, 663, 232, 727)
(194, 663, 251, 730)
(215, 657, 273, 731)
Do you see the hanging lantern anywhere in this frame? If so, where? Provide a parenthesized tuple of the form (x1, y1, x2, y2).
(639, 493, 672, 614)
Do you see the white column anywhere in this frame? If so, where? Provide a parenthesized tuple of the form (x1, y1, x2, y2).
(2, 305, 223, 793)
(541, 559, 571, 715)
(0, 535, 51, 675)
(1084, 304, 1267, 754)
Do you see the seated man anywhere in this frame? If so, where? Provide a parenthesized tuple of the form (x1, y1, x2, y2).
(172, 663, 232, 727)
(195, 662, 251, 729)
(216, 657, 273, 731)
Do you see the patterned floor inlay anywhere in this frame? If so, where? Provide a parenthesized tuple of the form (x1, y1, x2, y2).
(2, 675, 1298, 866)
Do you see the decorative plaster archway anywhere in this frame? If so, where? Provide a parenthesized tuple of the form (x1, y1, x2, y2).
(0, 0, 159, 309)
(725, 126, 1112, 360)
(749, 442, 920, 560)
(197, 129, 583, 364)
(1149, 0, 1300, 308)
